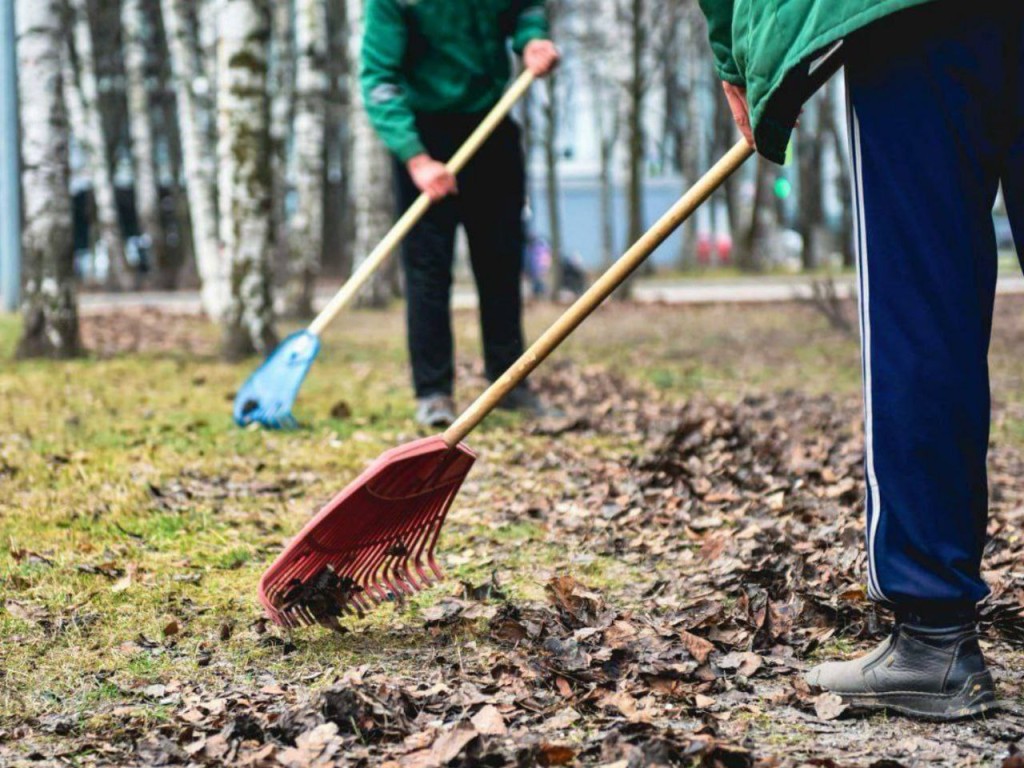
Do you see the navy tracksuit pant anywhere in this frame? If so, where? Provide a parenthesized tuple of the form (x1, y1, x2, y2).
(845, 1, 1024, 617)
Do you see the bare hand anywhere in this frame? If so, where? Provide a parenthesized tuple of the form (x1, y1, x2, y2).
(523, 39, 560, 77)
(722, 82, 755, 148)
(407, 154, 457, 202)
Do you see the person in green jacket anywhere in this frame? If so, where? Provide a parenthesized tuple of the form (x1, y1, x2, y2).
(699, 0, 1024, 720)
(361, 0, 559, 428)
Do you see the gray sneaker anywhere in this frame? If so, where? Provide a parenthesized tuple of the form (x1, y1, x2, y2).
(415, 394, 456, 428)
(495, 385, 548, 417)
(805, 622, 997, 721)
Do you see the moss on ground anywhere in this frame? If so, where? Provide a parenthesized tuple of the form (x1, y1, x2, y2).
(3, 295, 1024, 740)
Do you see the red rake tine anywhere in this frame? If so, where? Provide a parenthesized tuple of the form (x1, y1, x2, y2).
(389, 491, 444, 589)
(355, 448, 468, 600)
(348, 520, 401, 602)
(356, 495, 425, 601)
(259, 142, 758, 628)
(259, 437, 477, 625)
(371, 496, 438, 599)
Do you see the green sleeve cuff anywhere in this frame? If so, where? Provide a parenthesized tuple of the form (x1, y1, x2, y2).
(699, 0, 744, 85)
(716, 63, 746, 87)
(395, 136, 427, 163)
(511, 4, 548, 54)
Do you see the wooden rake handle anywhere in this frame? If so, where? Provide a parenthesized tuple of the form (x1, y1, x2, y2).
(444, 139, 756, 446)
(308, 69, 537, 337)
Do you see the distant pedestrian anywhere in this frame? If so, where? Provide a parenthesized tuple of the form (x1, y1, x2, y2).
(524, 233, 551, 298)
(361, 0, 559, 427)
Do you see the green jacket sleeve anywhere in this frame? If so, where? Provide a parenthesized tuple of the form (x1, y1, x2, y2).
(697, 0, 745, 86)
(360, 0, 426, 162)
(511, 1, 549, 54)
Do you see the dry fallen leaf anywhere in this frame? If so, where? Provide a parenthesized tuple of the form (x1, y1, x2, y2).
(429, 722, 478, 764)
(718, 651, 763, 678)
(814, 692, 848, 721)
(537, 743, 576, 767)
(680, 630, 715, 665)
(4, 599, 48, 623)
(470, 705, 506, 736)
(111, 564, 138, 593)
(277, 723, 343, 768)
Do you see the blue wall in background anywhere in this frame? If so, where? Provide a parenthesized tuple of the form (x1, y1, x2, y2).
(526, 177, 696, 270)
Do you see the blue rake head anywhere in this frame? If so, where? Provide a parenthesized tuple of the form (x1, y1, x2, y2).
(233, 330, 322, 429)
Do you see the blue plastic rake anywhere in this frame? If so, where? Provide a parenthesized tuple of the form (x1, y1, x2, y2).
(232, 71, 537, 429)
(233, 330, 321, 429)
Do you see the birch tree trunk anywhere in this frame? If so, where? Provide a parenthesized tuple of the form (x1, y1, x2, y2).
(613, 0, 648, 297)
(269, 0, 295, 279)
(543, 72, 563, 298)
(680, 16, 705, 269)
(322, 0, 352, 277)
(67, 0, 132, 290)
(15, 0, 81, 358)
(348, 0, 393, 308)
(161, 0, 227, 317)
(624, 0, 646, 250)
(797, 96, 823, 271)
(736, 157, 773, 272)
(122, 0, 175, 288)
(820, 82, 855, 268)
(285, 0, 328, 317)
(152, 3, 197, 285)
(217, 0, 277, 358)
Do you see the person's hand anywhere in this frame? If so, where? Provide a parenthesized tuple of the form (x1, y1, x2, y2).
(722, 82, 755, 148)
(523, 39, 560, 77)
(406, 154, 457, 202)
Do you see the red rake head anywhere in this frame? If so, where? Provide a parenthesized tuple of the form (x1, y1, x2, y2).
(258, 436, 476, 628)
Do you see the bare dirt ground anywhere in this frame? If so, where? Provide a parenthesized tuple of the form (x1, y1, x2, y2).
(4, 297, 1024, 767)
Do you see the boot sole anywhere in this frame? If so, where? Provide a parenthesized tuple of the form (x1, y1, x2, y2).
(838, 672, 1000, 722)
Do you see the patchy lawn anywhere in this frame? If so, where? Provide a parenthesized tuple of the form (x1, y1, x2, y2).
(2, 297, 1024, 767)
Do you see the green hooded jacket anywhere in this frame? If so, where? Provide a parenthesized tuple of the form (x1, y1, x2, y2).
(361, 0, 548, 162)
(698, 0, 936, 163)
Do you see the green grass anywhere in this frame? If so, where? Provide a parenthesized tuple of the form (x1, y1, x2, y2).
(3, 295, 1024, 731)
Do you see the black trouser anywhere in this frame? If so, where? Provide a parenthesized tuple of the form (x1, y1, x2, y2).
(395, 114, 526, 399)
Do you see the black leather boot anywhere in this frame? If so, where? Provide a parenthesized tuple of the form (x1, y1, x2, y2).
(805, 622, 998, 720)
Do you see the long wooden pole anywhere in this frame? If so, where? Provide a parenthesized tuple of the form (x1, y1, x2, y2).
(444, 140, 755, 446)
(308, 69, 536, 336)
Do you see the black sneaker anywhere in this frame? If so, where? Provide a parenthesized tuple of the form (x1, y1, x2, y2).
(805, 622, 998, 721)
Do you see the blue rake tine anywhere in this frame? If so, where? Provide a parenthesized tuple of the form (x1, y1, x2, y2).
(233, 331, 322, 430)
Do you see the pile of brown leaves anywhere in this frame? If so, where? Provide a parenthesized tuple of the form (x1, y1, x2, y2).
(79, 309, 216, 358)
(109, 574, 766, 768)
(9, 363, 1024, 766)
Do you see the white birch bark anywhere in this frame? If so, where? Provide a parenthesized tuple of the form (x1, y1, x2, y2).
(161, 0, 227, 318)
(284, 0, 327, 317)
(217, 0, 277, 357)
(347, 0, 393, 308)
(15, 0, 81, 358)
(122, 0, 173, 287)
(269, 0, 294, 276)
(66, 0, 132, 290)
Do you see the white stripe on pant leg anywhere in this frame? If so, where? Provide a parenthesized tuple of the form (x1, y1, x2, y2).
(849, 102, 887, 602)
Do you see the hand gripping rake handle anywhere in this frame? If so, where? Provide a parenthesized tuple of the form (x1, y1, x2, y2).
(443, 140, 755, 446)
(308, 69, 537, 337)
